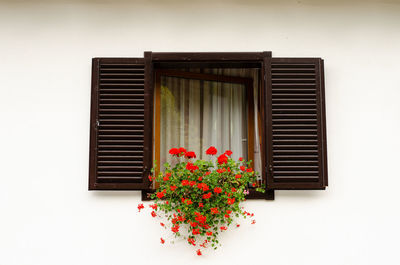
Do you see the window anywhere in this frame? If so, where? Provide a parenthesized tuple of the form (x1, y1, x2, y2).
(88, 52, 328, 200)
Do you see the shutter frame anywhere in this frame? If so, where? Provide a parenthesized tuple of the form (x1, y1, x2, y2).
(266, 57, 328, 190)
(88, 56, 153, 190)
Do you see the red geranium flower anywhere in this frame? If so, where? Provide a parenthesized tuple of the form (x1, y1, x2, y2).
(156, 192, 165, 199)
(182, 179, 189, 186)
(148, 175, 153, 181)
(239, 157, 243, 161)
(217, 154, 228, 165)
(197, 183, 209, 192)
(192, 228, 200, 235)
(160, 238, 165, 244)
(247, 168, 253, 173)
(190, 222, 198, 227)
(196, 249, 202, 256)
(160, 222, 165, 227)
(188, 237, 196, 246)
(186, 162, 199, 172)
(240, 166, 246, 171)
(202, 192, 212, 199)
(137, 203, 144, 212)
(205, 146, 217, 155)
(206, 231, 213, 236)
(151, 211, 157, 217)
(199, 203, 204, 208)
(216, 168, 226, 173)
(170, 185, 177, 191)
(169, 148, 179, 156)
(220, 226, 227, 231)
(235, 174, 242, 179)
(189, 181, 196, 186)
(171, 225, 180, 233)
(214, 187, 222, 194)
(205, 171, 211, 176)
(224, 150, 232, 156)
(251, 220, 256, 224)
(149, 204, 157, 210)
(236, 224, 240, 227)
(210, 207, 219, 214)
(178, 147, 186, 156)
(227, 198, 235, 205)
(185, 151, 196, 159)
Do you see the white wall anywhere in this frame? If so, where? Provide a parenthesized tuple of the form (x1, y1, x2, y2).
(1, 0, 400, 264)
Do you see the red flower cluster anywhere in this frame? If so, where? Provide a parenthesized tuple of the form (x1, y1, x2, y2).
(186, 162, 199, 172)
(205, 146, 217, 155)
(217, 154, 228, 165)
(224, 150, 232, 156)
(213, 187, 222, 194)
(210, 207, 219, 214)
(188, 237, 196, 246)
(137, 203, 144, 212)
(197, 183, 209, 191)
(171, 225, 180, 233)
(156, 191, 165, 199)
(145, 146, 262, 256)
(194, 212, 207, 224)
(169, 147, 187, 156)
(185, 151, 196, 159)
(202, 192, 212, 199)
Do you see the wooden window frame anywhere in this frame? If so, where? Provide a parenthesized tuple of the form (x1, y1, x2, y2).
(141, 52, 274, 200)
(153, 69, 255, 189)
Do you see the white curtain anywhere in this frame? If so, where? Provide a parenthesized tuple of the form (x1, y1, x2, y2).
(159, 69, 261, 179)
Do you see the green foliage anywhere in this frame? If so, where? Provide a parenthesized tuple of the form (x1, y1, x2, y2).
(147, 147, 264, 251)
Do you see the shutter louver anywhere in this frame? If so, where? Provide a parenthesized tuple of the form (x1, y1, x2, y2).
(266, 58, 327, 189)
(89, 57, 152, 190)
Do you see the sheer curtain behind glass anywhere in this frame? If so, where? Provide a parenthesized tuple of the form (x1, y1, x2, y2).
(159, 69, 261, 178)
(160, 76, 247, 164)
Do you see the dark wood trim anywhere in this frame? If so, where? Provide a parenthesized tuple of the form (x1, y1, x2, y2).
(264, 53, 274, 192)
(152, 52, 266, 62)
(143, 52, 153, 189)
(247, 79, 255, 166)
(320, 59, 328, 187)
(88, 58, 100, 190)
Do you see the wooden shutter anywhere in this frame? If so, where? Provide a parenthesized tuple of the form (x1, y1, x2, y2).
(266, 58, 327, 189)
(89, 56, 153, 190)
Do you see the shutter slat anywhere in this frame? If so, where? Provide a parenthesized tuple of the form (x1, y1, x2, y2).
(267, 58, 327, 190)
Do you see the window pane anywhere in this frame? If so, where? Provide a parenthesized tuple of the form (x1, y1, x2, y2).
(159, 76, 248, 168)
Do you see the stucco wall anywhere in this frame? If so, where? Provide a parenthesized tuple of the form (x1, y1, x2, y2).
(1, 1, 400, 264)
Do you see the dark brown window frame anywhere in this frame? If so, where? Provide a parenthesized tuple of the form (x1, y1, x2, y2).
(89, 51, 328, 201)
(153, 69, 262, 198)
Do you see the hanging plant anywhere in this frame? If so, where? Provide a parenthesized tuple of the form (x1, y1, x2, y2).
(138, 146, 264, 255)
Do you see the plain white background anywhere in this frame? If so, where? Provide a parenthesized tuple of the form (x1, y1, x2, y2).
(1, 0, 400, 264)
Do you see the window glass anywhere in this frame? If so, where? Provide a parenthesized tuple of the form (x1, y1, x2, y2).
(160, 76, 248, 166)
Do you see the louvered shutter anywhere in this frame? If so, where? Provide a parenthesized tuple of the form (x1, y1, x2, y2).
(89, 56, 153, 190)
(266, 58, 327, 189)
